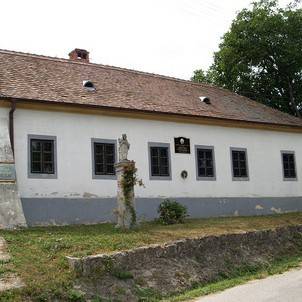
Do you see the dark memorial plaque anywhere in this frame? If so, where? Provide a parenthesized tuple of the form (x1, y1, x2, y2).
(174, 137, 190, 154)
(0, 163, 16, 181)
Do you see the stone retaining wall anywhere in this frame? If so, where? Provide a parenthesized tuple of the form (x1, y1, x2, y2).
(68, 225, 302, 301)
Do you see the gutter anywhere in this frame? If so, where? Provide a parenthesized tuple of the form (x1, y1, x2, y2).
(9, 100, 16, 154)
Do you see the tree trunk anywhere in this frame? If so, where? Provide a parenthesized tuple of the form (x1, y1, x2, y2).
(288, 78, 301, 118)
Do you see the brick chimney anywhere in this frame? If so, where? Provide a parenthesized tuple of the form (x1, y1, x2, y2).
(69, 48, 90, 63)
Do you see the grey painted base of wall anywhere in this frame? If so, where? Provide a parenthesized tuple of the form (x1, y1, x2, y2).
(0, 183, 27, 229)
(21, 196, 302, 226)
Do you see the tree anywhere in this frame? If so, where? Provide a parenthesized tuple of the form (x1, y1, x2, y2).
(191, 69, 210, 83)
(192, 0, 302, 117)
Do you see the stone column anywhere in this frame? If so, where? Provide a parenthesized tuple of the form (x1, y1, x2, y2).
(0, 117, 27, 229)
(115, 160, 136, 229)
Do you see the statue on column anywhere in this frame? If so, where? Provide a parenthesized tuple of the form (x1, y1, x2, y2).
(118, 134, 130, 162)
(115, 133, 138, 229)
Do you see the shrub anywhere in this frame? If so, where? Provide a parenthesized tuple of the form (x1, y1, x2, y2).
(112, 269, 133, 280)
(67, 289, 85, 302)
(158, 199, 188, 225)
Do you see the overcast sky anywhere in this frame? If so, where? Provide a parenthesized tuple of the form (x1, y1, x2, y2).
(0, 0, 295, 79)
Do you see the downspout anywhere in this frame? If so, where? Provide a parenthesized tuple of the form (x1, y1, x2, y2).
(9, 100, 16, 155)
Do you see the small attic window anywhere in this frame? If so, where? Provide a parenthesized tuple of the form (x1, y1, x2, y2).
(83, 80, 95, 91)
(199, 96, 211, 104)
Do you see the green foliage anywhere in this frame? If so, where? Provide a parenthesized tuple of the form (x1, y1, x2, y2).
(192, 0, 302, 117)
(158, 199, 188, 225)
(1, 213, 302, 301)
(91, 297, 104, 302)
(191, 69, 212, 84)
(103, 258, 114, 273)
(67, 289, 85, 302)
(164, 254, 302, 302)
(135, 285, 161, 301)
(112, 270, 133, 280)
(121, 163, 144, 228)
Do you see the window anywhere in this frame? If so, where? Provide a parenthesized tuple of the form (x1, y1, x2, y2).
(92, 139, 117, 179)
(231, 148, 249, 180)
(148, 143, 171, 180)
(195, 146, 216, 180)
(150, 147, 169, 176)
(199, 96, 211, 104)
(83, 80, 95, 91)
(281, 151, 297, 180)
(94, 143, 115, 175)
(28, 135, 57, 179)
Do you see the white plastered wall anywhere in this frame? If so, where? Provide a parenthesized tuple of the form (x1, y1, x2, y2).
(1, 107, 301, 199)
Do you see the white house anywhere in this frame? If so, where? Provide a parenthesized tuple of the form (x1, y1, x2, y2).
(0, 48, 302, 227)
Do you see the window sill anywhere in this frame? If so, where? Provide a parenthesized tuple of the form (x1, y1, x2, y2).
(150, 175, 172, 181)
(28, 173, 57, 179)
(232, 177, 249, 181)
(92, 174, 117, 180)
(196, 176, 216, 181)
(283, 178, 298, 181)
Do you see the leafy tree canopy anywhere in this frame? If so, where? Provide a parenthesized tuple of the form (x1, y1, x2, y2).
(192, 0, 302, 117)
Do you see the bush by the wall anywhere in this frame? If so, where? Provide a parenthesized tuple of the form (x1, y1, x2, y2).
(158, 199, 188, 225)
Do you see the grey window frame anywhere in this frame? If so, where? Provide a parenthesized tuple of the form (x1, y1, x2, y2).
(230, 147, 249, 181)
(148, 142, 172, 180)
(195, 145, 216, 181)
(28, 134, 57, 179)
(281, 150, 297, 181)
(91, 138, 117, 180)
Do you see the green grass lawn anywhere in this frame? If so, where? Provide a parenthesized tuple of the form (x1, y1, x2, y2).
(0, 212, 302, 301)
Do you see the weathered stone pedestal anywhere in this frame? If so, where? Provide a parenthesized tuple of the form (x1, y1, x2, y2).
(115, 160, 136, 229)
(0, 117, 26, 229)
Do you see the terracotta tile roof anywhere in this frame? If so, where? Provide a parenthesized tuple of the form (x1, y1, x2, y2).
(1, 49, 302, 128)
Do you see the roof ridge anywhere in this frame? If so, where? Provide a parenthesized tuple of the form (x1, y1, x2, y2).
(0, 48, 210, 88)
